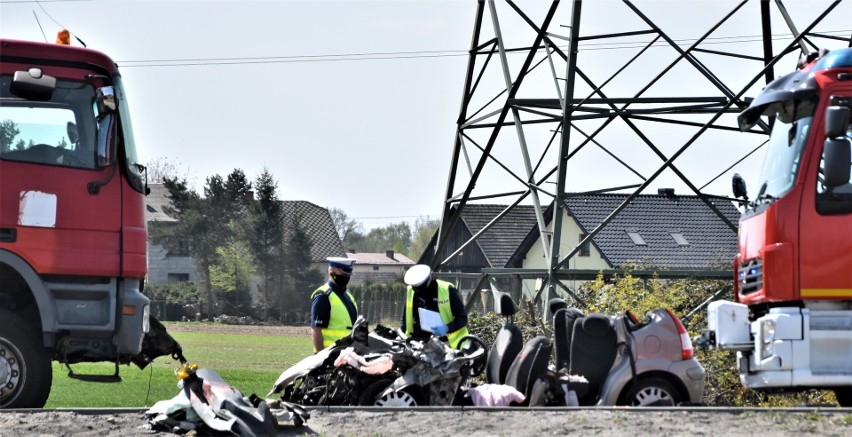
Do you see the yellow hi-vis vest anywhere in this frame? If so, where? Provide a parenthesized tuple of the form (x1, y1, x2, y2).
(311, 284, 358, 351)
(404, 279, 469, 348)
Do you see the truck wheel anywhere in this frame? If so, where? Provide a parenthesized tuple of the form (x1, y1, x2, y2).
(0, 308, 52, 408)
(835, 387, 852, 407)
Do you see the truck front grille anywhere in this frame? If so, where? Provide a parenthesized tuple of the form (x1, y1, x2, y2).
(739, 258, 763, 295)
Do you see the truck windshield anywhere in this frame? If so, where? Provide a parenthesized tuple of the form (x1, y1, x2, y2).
(0, 76, 97, 169)
(753, 99, 815, 201)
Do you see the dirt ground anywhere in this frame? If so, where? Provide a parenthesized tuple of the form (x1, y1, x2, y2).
(160, 322, 311, 337)
(1, 406, 851, 436)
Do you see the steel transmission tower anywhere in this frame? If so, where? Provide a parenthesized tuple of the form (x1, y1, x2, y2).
(430, 0, 850, 312)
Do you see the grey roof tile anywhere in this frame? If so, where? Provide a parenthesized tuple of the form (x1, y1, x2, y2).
(145, 183, 177, 222)
(459, 204, 539, 267)
(564, 193, 739, 269)
(281, 201, 346, 262)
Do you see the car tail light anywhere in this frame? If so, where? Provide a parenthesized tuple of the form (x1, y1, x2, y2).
(665, 308, 694, 360)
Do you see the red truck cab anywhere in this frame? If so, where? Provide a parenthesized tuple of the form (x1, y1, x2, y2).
(706, 47, 851, 406)
(0, 38, 178, 408)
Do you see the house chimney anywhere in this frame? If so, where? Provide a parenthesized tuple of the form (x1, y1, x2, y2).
(386, 250, 395, 260)
(657, 188, 675, 197)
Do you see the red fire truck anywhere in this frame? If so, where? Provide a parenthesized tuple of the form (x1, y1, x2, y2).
(704, 47, 852, 406)
(0, 37, 182, 408)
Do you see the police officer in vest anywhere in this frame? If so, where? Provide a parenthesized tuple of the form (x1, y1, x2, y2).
(310, 257, 358, 352)
(401, 264, 469, 348)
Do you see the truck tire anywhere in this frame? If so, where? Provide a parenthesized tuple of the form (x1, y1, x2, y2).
(0, 308, 52, 408)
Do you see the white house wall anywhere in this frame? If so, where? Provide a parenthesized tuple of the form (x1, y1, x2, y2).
(521, 210, 610, 297)
(146, 242, 201, 285)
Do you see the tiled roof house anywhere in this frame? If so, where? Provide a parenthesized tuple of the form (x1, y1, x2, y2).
(418, 203, 539, 271)
(417, 203, 540, 293)
(418, 190, 740, 296)
(517, 190, 740, 271)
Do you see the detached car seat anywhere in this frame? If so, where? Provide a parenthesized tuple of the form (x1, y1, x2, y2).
(553, 307, 585, 372)
(504, 335, 552, 405)
(486, 292, 524, 385)
(567, 313, 618, 405)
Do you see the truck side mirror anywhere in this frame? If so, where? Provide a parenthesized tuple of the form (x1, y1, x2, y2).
(95, 87, 117, 167)
(824, 106, 850, 138)
(823, 138, 851, 189)
(732, 173, 748, 203)
(96, 86, 116, 115)
(10, 68, 56, 101)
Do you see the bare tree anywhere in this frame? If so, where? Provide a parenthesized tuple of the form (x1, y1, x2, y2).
(329, 207, 363, 242)
(146, 157, 193, 185)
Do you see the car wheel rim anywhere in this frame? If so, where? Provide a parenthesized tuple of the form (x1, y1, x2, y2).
(0, 338, 24, 406)
(375, 390, 417, 407)
(633, 386, 674, 406)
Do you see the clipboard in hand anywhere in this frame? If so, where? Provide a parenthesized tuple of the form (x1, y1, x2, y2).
(418, 307, 445, 333)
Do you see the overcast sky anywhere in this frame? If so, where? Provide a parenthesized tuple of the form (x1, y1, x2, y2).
(1, 0, 850, 229)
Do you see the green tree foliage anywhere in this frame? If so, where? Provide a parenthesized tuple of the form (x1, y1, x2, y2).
(246, 168, 285, 321)
(143, 281, 200, 321)
(209, 238, 255, 316)
(335, 215, 438, 260)
(341, 221, 413, 256)
(281, 212, 323, 323)
(152, 170, 252, 320)
(144, 281, 199, 306)
(408, 216, 439, 261)
(0, 119, 20, 152)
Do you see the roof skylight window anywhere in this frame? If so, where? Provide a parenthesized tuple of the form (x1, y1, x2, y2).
(626, 231, 647, 246)
(671, 232, 690, 246)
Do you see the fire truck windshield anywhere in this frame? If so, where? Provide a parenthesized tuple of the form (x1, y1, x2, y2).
(754, 104, 814, 202)
(0, 77, 98, 169)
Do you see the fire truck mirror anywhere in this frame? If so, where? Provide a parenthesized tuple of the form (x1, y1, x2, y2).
(822, 137, 851, 189)
(96, 86, 116, 114)
(10, 68, 56, 101)
(824, 105, 850, 138)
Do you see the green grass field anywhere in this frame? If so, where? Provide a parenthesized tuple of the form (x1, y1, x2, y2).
(44, 325, 314, 408)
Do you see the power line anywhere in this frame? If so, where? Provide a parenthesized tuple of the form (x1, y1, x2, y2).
(114, 29, 851, 68)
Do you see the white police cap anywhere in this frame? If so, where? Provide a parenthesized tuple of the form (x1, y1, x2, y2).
(404, 264, 432, 287)
(327, 257, 355, 274)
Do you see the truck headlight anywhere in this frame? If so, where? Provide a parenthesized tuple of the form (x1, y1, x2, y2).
(142, 303, 151, 333)
(760, 319, 776, 358)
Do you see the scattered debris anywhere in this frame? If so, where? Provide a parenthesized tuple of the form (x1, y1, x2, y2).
(144, 364, 308, 436)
